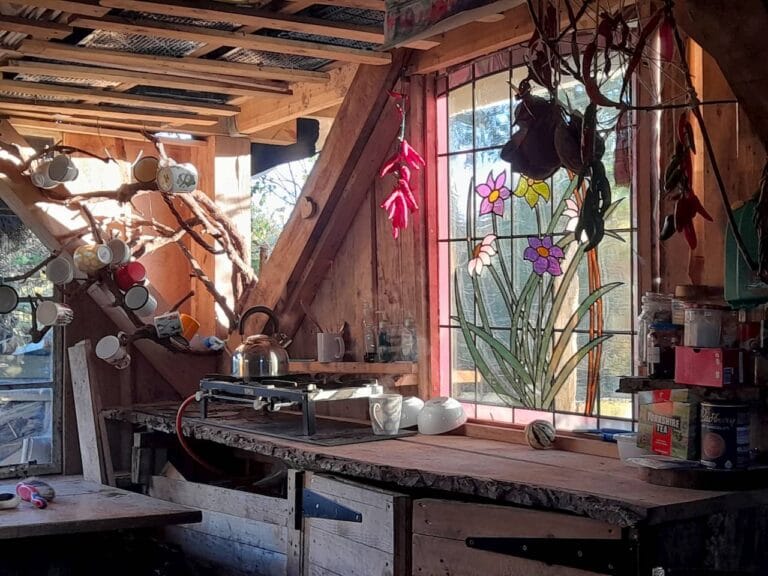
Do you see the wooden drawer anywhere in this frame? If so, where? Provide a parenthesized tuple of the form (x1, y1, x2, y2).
(302, 473, 410, 576)
(150, 475, 297, 576)
(412, 499, 622, 576)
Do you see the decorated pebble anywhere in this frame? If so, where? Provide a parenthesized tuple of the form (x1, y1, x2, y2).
(0, 493, 20, 510)
(24, 479, 55, 501)
(524, 419, 556, 450)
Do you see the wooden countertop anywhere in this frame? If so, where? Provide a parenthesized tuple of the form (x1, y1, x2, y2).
(105, 403, 768, 528)
(0, 476, 201, 539)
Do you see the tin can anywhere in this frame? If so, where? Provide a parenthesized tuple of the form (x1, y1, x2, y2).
(700, 402, 750, 469)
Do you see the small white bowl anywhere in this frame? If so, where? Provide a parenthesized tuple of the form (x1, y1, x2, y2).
(417, 397, 467, 435)
(400, 396, 424, 428)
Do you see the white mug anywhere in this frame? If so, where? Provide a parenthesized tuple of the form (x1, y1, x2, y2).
(369, 394, 403, 436)
(400, 396, 425, 428)
(0, 284, 19, 314)
(36, 301, 73, 326)
(73, 244, 113, 275)
(30, 161, 58, 189)
(48, 154, 78, 183)
(95, 332, 130, 370)
(157, 163, 197, 193)
(45, 256, 74, 285)
(317, 332, 344, 363)
(124, 285, 157, 317)
(132, 155, 159, 185)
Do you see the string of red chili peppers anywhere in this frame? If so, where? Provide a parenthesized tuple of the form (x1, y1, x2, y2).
(379, 90, 425, 239)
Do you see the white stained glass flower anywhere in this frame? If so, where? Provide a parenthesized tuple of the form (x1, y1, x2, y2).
(563, 198, 589, 242)
(467, 234, 497, 276)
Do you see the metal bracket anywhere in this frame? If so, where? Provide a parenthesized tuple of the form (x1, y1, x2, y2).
(302, 489, 362, 523)
(465, 537, 637, 575)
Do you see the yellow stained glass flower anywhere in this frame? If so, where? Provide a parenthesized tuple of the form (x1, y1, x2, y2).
(513, 177, 551, 209)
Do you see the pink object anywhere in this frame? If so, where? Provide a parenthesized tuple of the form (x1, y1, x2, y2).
(114, 262, 147, 291)
(16, 482, 47, 509)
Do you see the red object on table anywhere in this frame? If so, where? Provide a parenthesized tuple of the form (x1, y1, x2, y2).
(114, 262, 147, 291)
(16, 482, 47, 509)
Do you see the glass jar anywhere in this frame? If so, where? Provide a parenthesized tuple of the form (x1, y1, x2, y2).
(647, 322, 682, 379)
(637, 293, 673, 370)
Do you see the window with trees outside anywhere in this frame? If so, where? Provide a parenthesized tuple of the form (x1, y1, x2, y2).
(0, 201, 60, 476)
(434, 48, 642, 430)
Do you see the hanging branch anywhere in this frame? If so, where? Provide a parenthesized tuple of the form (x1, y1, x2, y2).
(19, 144, 114, 173)
(159, 192, 224, 255)
(2, 253, 58, 282)
(170, 290, 195, 312)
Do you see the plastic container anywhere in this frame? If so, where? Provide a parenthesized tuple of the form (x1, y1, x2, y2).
(615, 433, 651, 462)
(684, 306, 723, 347)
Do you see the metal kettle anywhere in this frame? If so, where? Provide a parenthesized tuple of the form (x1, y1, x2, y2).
(231, 306, 289, 379)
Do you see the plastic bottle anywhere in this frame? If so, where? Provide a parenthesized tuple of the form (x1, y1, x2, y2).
(377, 317, 393, 362)
(400, 317, 417, 361)
(362, 301, 377, 363)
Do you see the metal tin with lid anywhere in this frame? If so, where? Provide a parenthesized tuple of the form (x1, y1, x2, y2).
(700, 402, 750, 470)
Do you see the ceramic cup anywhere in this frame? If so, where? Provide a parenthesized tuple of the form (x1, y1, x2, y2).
(317, 332, 344, 363)
(123, 285, 157, 317)
(114, 261, 146, 291)
(180, 313, 200, 341)
(0, 284, 19, 314)
(107, 238, 131, 266)
(45, 256, 74, 285)
(30, 161, 58, 189)
(132, 155, 159, 185)
(73, 244, 113, 275)
(400, 396, 425, 428)
(369, 394, 403, 436)
(36, 301, 73, 326)
(157, 163, 197, 193)
(154, 311, 184, 339)
(95, 332, 130, 370)
(47, 154, 78, 183)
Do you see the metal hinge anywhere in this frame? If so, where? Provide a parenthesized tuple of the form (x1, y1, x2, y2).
(465, 537, 637, 575)
(302, 489, 362, 523)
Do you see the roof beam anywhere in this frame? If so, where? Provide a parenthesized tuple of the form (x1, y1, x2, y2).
(0, 79, 239, 117)
(249, 121, 298, 145)
(72, 16, 391, 65)
(8, 117, 160, 143)
(235, 64, 357, 133)
(309, 0, 385, 10)
(0, 98, 220, 126)
(12, 0, 110, 17)
(18, 39, 330, 84)
(98, 0, 386, 45)
(0, 16, 73, 40)
(0, 61, 291, 99)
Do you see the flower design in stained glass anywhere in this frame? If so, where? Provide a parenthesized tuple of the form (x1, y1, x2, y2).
(523, 235, 564, 276)
(468, 234, 496, 276)
(513, 177, 551, 208)
(475, 171, 510, 216)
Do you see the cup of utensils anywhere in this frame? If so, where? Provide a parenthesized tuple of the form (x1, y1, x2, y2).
(30, 154, 78, 189)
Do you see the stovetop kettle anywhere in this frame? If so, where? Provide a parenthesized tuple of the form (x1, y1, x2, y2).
(231, 306, 289, 378)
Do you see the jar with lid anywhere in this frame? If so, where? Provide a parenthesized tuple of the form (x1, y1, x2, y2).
(647, 322, 682, 379)
(637, 293, 673, 372)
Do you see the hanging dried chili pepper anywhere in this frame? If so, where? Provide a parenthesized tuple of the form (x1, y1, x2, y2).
(378, 91, 425, 239)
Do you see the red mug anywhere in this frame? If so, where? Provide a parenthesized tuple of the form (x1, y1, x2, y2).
(114, 262, 146, 291)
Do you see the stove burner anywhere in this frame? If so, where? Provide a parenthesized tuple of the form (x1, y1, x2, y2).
(198, 374, 382, 436)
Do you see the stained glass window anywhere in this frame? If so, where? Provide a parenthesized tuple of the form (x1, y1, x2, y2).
(435, 49, 638, 429)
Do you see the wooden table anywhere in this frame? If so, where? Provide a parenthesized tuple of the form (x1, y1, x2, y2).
(105, 403, 768, 528)
(0, 476, 201, 539)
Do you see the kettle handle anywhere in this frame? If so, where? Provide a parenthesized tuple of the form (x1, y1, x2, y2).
(239, 306, 279, 336)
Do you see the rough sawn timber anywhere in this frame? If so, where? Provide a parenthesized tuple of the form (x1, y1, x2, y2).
(103, 404, 768, 529)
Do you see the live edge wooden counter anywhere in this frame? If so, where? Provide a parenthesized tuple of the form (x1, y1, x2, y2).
(103, 403, 768, 529)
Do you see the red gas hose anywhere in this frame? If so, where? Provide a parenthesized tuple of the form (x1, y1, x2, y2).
(175, 393, 222, 474)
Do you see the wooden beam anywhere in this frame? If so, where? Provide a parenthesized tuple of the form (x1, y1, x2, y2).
(72, 16, 391, 66)
(235, 64, 356, 133)
(9, 117, 154, 142)
(311, 0, 385, 10)
(98, 0, 387, 45)
(249, 120, 298, 145)
(1, 61, 292, 98)
(0, 79, 239, 117)
(0, 16, 73, 40)
(304, 104, 342, 119)
(18, 39, 330, 84)
(0, 98, 220, 126)
(13, 0, 110, 17)
(244, 51, 409, 334)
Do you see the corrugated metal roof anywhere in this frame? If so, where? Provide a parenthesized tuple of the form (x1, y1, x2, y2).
(225, 48, 330, 71)
(0, 90, 75, 102)
(259, 29, 377, 50)
(127, 85, 230, 104)
(118, 10, 240, 31)
(299, 6, 384, 26)
(78, 30, 202, 57)
(14, 73, 120, 89)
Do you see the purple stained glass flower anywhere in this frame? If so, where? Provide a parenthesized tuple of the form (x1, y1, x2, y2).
(523, 236, 565, 277)
(475, 171, 510, 216)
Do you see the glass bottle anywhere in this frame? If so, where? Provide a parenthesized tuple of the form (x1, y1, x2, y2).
(400, 317, 417, 361)
(362, 301, 377, 363)
(647, 322, 681, 379)
(377, 318, 393, 362)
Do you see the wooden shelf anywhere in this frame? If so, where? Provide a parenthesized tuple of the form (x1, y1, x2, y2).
(618, 376, 763, 401)
(617, 377, 685, 393)
(288, 361, 418, 375)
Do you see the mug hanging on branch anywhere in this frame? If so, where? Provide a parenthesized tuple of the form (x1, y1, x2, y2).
(157, 159, 198, 194)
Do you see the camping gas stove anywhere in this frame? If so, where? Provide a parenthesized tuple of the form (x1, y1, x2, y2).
(198, 374, 383, 437)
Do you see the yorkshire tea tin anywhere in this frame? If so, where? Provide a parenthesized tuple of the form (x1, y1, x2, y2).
(700, 402, 750, 469)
